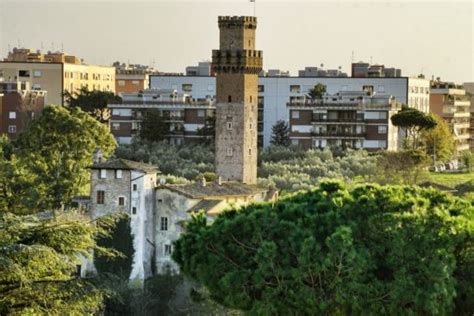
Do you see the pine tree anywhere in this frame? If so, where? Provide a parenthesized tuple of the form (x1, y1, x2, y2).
(270, 120, 290, 146)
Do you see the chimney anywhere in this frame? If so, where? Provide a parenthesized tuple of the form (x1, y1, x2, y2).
(201, 177, 207, 187)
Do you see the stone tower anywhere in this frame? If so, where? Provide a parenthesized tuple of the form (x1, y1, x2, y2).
(212, 16, 263, 184)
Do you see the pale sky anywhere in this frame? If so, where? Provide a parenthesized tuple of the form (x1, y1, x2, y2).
(1, 0, 473, 83)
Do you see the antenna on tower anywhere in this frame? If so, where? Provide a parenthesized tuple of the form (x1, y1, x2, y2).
(250, 0, 256, 16)
(351, 50, 355, 63)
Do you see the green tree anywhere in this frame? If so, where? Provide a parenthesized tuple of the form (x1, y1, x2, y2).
(308, 83, 326, 100)
(376, 149, 430, 184)
(173, 181, 473, 315)
(196, 115, 216, 145)
(64, 87, 122, 123)
(461, 150, 474, 172)
(270, 120, 291, 146)
(139, 110, 170, 142)
(421, 113, 455, 163)
(14, 105, 116, 211)
(391, 106, 437, 149)
(0, 211, 121, 315)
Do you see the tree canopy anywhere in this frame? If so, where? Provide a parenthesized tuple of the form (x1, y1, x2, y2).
(196, 115, 216, 145)
(270, 120, 291, 147)
(391, 106, 437, 149)
(173, 181, 473, 315)
(138, 109, 170, 143)
(308, 83, 326, 100)
(0, 211, 122, 315)
(64, 87, 121, 123)
(420, 113, 455, 163)
(7, 105, 116, 212)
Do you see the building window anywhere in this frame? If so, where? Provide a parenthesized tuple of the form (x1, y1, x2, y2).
(115, 169, 122, 179)
(33, 70, 42, 77)
(182, 84, 192, 92)
(362, 85, 374, 94)
(97, 191, 105, 204)
(164, 244, 172, 255)
(249, 123, 253, 130)
(132, 207, 137, 214)
(258, 85, 264, 93)
(228, 95, 232, 102)
(112, 123, 120, 130)
(226, 147, 233, 156)
(248, 148, 252, 156)
(100, 169, 107, 179)
(118, 197, 125, 206)
(291, 111, 300, 119)
(197, 109, 205, 117)
(378, 126, 387, 134)
(9, 111, 16, 119)
(227, 122, 233, 130)
(32, 84, 41, 90)
(8, 126, 16, 134)
(133, 184, 137, 191)
(118, 80, 125, 86)
(290, 85, 301, 93)
(160, 217, 168, 231)
(19, 70, 30, 77)
(250, 95, 253, 103)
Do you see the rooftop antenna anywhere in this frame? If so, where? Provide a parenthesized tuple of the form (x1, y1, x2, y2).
(250, 0, 256, 16)
(351, 50, 354, 63)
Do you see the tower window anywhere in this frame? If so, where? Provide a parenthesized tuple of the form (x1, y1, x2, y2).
(133, 184, 137, 191)
(164, 244, 172, 256)
(161, 217, 168, 231)
(227, 147, 233, 156)
(132, 207, 137, 215)
(227, 122, 233, 130)
(115, 169, 122, 179)
(97, 191, 105, 204)
(250, 95, 253, 103)
(228, 95, 232, 102)
(118, 197, 125, 206)
(249, 148, 252, 156)
(99, 169, 107, 179)
(250, 123, 253, 130)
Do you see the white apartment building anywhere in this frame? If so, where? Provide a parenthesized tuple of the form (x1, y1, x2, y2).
(150, 74, 430, 147)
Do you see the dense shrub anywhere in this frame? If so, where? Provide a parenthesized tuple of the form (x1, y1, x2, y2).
(174, 181, 474, 315)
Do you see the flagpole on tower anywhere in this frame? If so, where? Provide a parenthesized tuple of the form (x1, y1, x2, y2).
(250, 0, 256, 17)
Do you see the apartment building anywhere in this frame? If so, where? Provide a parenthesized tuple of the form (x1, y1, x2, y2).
(185, 61, 212, 76)
(287, 91, 401, 150)
(430, 81, 471, 154)
(0, 48, 115, 105)
(109, 89, 215, 144)
(351, 61, 402, 78)
(114, 62, 158, 94)
(150, 73, 430, 147)
(463, 82, 474, 151)
(0, 81, 46, 140)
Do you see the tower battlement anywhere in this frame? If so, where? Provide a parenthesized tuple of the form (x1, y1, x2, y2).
(218, 16, 257, 29)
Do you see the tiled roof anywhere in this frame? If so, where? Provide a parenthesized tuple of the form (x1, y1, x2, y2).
(187, 200, 223, 213)
(162, 181, 267, 199)
(91, 158, 159, 174)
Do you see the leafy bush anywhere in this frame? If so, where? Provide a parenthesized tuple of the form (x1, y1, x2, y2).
(174, 181, 474, 315)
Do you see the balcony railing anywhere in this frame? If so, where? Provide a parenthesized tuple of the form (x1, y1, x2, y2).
(311, 117, 364, 123)
(311, 131, 366, 138)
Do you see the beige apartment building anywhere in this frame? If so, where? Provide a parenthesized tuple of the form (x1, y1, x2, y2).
(0, 48, 115, 105)
(430, 82, 471, 154)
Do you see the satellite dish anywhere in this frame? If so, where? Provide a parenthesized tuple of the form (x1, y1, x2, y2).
(159, 178, 167, 185)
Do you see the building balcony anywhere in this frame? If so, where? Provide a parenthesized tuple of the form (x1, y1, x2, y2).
(311, 131, 366, 138)
(311, 117, 364, 123)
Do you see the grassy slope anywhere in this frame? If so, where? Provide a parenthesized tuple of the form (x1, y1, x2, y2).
(429, 172, 474, 188)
